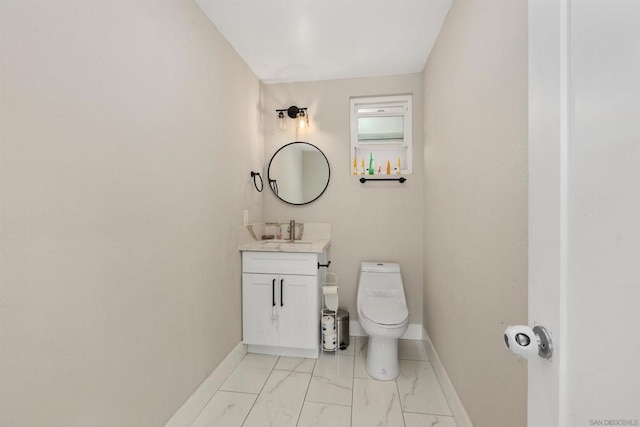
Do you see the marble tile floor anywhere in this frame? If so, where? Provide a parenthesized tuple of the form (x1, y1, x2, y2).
(189, 337, 457, 427)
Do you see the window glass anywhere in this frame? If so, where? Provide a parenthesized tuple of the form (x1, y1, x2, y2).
(357, 116, 404, 142)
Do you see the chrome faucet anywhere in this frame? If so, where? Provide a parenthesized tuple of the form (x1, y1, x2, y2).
(288, 219, 296, 241)
(288, 220, 305, 241)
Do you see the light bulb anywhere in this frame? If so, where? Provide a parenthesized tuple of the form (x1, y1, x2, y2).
(298, 110, 307, 129)
(277, 111, 286, 131)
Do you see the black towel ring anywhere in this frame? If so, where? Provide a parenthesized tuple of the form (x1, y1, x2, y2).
(250, 171, 263, 192)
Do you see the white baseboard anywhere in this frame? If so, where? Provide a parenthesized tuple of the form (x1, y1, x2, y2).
(164, 342, 247, 427)
(422, 327, 474, 427)
(247, 344, 318, 359)
(349, 320, 366, 336)
(349, 321, 423, 340)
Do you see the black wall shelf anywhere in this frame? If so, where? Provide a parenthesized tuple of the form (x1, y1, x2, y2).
(359, 177, 406, 184)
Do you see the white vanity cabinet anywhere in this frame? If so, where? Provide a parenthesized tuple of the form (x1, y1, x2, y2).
(242, 250, 326, 358)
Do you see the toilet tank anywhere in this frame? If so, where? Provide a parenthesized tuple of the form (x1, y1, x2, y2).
(360, 262, 401, 273)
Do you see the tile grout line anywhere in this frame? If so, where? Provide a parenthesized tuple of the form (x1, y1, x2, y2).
(395, 372, 407, 427)
(350, 340, 357, 427)
(188, 352, 252, 427)
(187, 388, 218, 426)
(240, 354, 280, 427)
(294, 357, 317, 427)
(402, 409, 457, 416)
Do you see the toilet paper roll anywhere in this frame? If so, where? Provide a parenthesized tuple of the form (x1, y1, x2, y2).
(322, 325, 335, 334)
(323, 342, 337, 350)
(323, 286, 339, 311)
(321, 315, 335, 325)
(325, 294, 338, 311)
(321, 316, 335, 333)
(322, 333, 337, 350)
(504, 325, 538, 358)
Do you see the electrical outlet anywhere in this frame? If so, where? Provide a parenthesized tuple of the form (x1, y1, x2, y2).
(243, 210, 249, 226)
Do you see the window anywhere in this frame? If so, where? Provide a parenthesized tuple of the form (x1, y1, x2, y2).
(350, 94, 412, 175)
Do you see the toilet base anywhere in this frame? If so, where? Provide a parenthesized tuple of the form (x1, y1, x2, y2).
(365, 336, 400, 381)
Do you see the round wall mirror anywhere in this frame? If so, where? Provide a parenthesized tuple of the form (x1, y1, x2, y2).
(267, 142, 330, 205)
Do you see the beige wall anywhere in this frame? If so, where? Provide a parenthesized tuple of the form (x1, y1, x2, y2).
(262, 75, 424, 325)
(422, 1, 528, 426)
(0, 1, 262, 426)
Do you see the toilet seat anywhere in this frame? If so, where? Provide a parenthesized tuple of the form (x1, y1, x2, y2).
(358, 268, 408, 327)
(360, 297, 408, 326)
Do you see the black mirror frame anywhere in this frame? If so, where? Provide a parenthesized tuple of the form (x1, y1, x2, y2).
(267, 141, 331, 206)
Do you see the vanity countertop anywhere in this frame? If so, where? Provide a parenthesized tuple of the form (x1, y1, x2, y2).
(239, 239, 330, 253)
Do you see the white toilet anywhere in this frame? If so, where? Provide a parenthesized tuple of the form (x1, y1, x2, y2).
(357, 262, 409, 380)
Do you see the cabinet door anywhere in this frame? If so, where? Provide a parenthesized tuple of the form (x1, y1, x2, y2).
(242, 273, 279, 346)
(278, 275, 318, 350)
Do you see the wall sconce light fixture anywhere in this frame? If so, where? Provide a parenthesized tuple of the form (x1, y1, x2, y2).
(276, 106, 309, 131)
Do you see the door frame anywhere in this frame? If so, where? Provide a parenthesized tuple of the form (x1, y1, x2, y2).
(528, 1, 569, 425)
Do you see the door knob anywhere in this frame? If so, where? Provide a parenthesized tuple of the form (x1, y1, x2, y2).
(504, 324, 553, 360)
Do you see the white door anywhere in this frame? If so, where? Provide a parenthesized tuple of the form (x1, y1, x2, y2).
(529, 1, 640, 426)
(242, 273, 279, 346)
(278, 274, 317, 349)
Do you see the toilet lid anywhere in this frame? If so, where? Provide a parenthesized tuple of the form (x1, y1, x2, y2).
(361, 297, 408, 326)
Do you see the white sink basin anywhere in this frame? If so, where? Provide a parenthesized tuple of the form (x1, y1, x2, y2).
(263, 240, 312, 244)
(262, 240, 313, 246)
(238, 238, 329, 253)
(260, 240, 313, 248)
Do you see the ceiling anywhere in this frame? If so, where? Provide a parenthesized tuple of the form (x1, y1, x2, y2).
(195, 0, 452, 84)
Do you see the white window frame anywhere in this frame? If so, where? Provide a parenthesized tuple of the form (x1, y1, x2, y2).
(349, 94, 412, 175)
